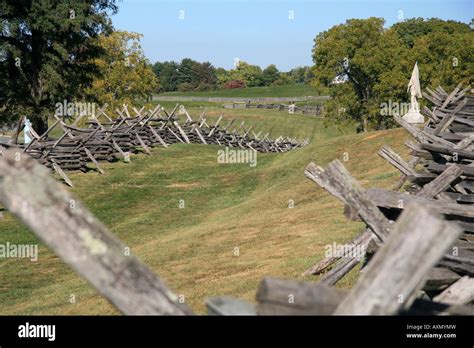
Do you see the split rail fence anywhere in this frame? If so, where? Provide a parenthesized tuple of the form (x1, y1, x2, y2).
(0, 85, 473, 315)
(0, 104, 308, 187)
(295, 84, 474, 314)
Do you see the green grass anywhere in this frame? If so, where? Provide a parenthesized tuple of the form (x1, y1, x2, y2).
(0, 106, 410, 315)
(156, 84, 328, 98)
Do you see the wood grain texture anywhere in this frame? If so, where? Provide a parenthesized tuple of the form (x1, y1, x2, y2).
(334, 204, 462, 315)
(0, 149, 192, 315)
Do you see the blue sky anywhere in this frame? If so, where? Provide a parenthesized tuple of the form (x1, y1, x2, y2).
(112, 0, 473, 71)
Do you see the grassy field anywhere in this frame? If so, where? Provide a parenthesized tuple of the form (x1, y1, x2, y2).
(0, 105, 410, 314)
(156, 84, 328, 98)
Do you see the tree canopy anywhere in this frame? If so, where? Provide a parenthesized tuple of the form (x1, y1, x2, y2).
(154, 59, 312, 92)
(261, 64, 280, 86)
(152, 59, 217, 92)
(83, 31, 157, 110)
(392, 17, 471, 48)
(0, 0, 118, 133)
(312, 17, 473, 132)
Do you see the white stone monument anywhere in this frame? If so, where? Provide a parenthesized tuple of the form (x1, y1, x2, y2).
(24, 118, 33, 144)
(402, 62, 424, 124)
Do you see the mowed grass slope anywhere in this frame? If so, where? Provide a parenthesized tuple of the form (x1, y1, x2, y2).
(0, 107, 410, 314)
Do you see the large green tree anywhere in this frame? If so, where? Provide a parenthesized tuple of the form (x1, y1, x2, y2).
(176, 58, 201, 87)
(261, 64, 280, 86)
(195, 61, 217, 90)
(84, 31, 158, 110)
(392, 17, 471, 48)
(0, 0, 118, 134)
(152, 61, 179, 92)
(312, 17, 473, 132)
(287, 66, 313, 84)
(222, 61, 263, 87)
(152, 59, 217, 92)
(394, 18, 473, 89)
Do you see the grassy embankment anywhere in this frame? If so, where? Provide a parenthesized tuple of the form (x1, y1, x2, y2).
(0, 105, 409, 314)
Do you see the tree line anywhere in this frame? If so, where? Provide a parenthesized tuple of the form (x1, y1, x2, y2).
(152, 59, 314, 92)
(1, 0, 472, 135)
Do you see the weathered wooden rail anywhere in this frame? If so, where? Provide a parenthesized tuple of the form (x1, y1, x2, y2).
(296, 85, 474, 313)
(1, 144, 472, 316)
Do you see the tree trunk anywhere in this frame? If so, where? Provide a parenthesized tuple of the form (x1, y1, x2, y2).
(30, 28, 48, 136)
(30, 115, 48, 135)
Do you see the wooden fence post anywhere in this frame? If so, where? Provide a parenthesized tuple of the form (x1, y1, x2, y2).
(0, 149, 193, 315)
(334, 203, 462, 315)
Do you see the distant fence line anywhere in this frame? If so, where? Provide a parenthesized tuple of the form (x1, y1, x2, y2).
(224, 101, 324, 116)
(152, 95, 331, 103)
